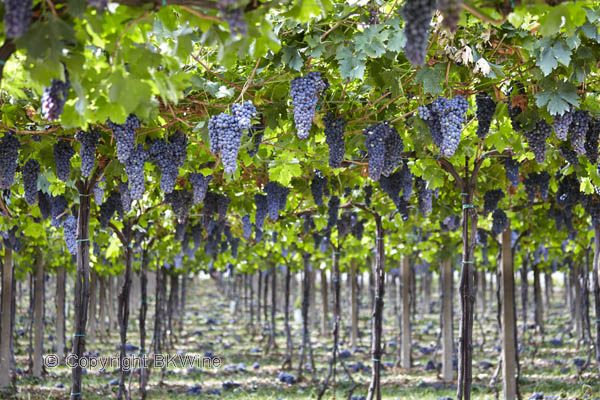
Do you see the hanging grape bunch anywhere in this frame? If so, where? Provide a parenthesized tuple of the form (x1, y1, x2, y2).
(401, 0, 437, 66)
(62, 214, 78, 255)
(475, 92, 496, 139)
(124, 144, 149, 200)
(41, 75, 70, 122)
(217, 0, 247, 35)
(22, 158, 40, 205)
(440, 215, 460, 231)
(148, 130, 189, 193)
(189, 173, 213, 204)
(363, 122, 404, 181)
(99, 191, 123, 228)
(50, 195, 67, 229)
(53, 141, 75, 182)
(483, 189, 505, 215)
(523, 119, 552, 163)
(264, 181, 290, 221)
(107, 114, 140, 164)
(437, 0, 463, 31)
(74, 129, 101, 178)
(420, 95, 469, 157)
(165, 189, 193, 223)
(523, 172, 550, 202)
(311, 171, 328, 206)
(323, 113, 347, 168)
(290, 72, 327, 140)
(119, 181, 132, 213)
(415, 177, 433, 216)
(553, 109, 573, 141)
(38, 191, 51, 220)
(242, 214, 252, 240)
(383, 127, 404, 177)
(0, 131, 20, 189)
(3, 0, 33, 38)
(208, 102, 257, 175)
(247, 123, 265, 157)
(93, 177, 105, 205)
(326, 195, 340, 232)
(559, 144, 579, 165)
(502, 157, 520, 188)
(491, 209, 509, 235)
(584, 118, 600, 164)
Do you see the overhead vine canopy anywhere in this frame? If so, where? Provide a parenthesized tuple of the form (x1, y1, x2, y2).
(2, 0, 600, 399)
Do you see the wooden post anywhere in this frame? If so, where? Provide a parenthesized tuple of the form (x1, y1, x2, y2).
(56, 267, 66, 362)
(441, 257, 454, 382)
(320, 269, 329, 335)
(88, 269, 97, 346)
(501, 228, 517, 400)
(0, 248, 14, 387)
(401, 255, 411, 369)
(33, 252, 45, 377)
(350, 260, 358, 349)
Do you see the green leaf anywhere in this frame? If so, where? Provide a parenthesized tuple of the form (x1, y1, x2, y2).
(535, 79, 579, 115)
(415, 67, 442, 96)
(336, 47, 366, 81)
(282, 46, 304, 71)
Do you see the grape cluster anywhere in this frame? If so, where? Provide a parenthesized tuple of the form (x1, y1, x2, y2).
(74, 129, 100, 178)
(415, 177, 433, 216)
(556, 174, 580, 209)
(568, 110, 591, 155)
(0, 132, 19, 189)
(368, 3, 379, 24)
(208, 103, 256, 175)
(38, 191, 51, 220)
(41, 78, 70, 122)
(476, 229, 488, 247)
(553, 110, 573, 141)
(53, 141, 75, 182)
(217, 0, 247, 35)
(290, 72, 327, 140)
(326, 195, 340, 232)
(189, 173, 213, 204)
(399, 161, 413, 200)
(483, 189, 505, 215)
(148, 130, 188, 193)
(437, 0, 463, 31)
(559, 144, 579, 165)
(337, 212, 353, 238)
(582, 195, 600, 227)
(363, 122, 404, 180)
(50, 194, 67, 229)
(165, 189, 193, 223)
(310, 171, 327, 206)
(99, 191, 123, 227)
(3, 0, 32, 38)
(242, 214, 252, 240)
(254, 194, 268, 230)
(383, 126, 404, 176)
(364, 184, 372, 207)
(119, 182, 131, 213)
(254, 227, 264, 242)
(124, 144, 148, 200)
(22, 158, 40, 205)
(265, 181, 290, 221)
(93, 177, 105, 205)
(502, 157, 520, 187)
(523, 119, 552, 163)
(401, 0, 436, 66)
(491, 209, 509, 235)
(351, 218, 366, 240)
(191, 223, 203, 251)
(475, 92, 496, 139)
(324, 113, 346, 168)
(506, 85, 525, 132)
(247, 123, 265, 157)
(523, 172, 550, 202)
(106, 114, 140, 164)
(440, 215, 460, 231)
(585, 118, 600, 164)
(62, 214, 78, 255)
(379, 171, 410, 220)
(418, 95, 469, 157)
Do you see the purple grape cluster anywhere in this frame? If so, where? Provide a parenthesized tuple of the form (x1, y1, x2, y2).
(189, 173, 213, 204)
(324, 113, 346, 168)
(523, 120, 552, 163)
(75, 129, 101, 178)
(41, 78, 70, 122)
(62, 214, 78, 255)
(254, 194, 268, 230)
(383, 126, 404, 176)
(0, 131, 19, 189)
(364, 184, 372, 207)
(93, 177, 105, 205)
(290, 72, 327, 140)
(217, 0, 247, 35)
(559, 144, 579, 165)
(326, 195, 340, 232)
(119, 181, 131, 213)
(53, 141, 75, 182)
(351, 217, 366, 240)
(399, 161, 413, 200)
(148, 130, 188, 193)
(506, 85, 525, 132)
(437, 0, 463, 31)
(585, 118, 600, 164)
(22, 158, 40, 205)
(165, 189, 193, 223)
(379, 170, 411, 219)
(310, 171, 327, 206)
(418, 95, 469, 157)
(568, 110, 591, 155)
(523, 171, 550, 202)
(582, 195, 600, 227)
(483, 189, 505, 215)
(209, 102, 256, 175)
(556, 174, 580, 209)
(99, 191, 123, 227)
(50, 194, 67, 229)
(247, 123, 264, 157)
(3, 0, 32, 38)
(124, 144, 148, 200)
(242, 214, 252, 240)
(415, 177, 433, 216)
(502, 157, 520, 187)
(107, 114, 140, 164)
(491, 209, 509, 235)
(401, 0, 436, 66)
(264, 181, 290, 221)
(553, 110, 573, 141)
(38, 191, 51, 220)
(363, 122, 404, 180)
(475, 92, 496, 139)
(440, 215, 460, 231)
